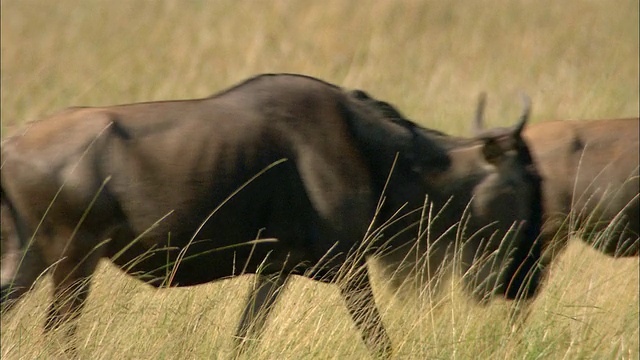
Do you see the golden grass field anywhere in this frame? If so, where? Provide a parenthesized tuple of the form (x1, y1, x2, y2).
(1, 0, 638, 359)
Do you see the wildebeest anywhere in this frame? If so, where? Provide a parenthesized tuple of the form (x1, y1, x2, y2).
(523, 118, 639, 260)
(0, 73, 543, 357)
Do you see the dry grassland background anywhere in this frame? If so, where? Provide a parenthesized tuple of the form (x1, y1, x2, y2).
(1, 1, 638, 359)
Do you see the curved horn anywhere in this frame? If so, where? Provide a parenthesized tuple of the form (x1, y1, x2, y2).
(514, 92, 531, 136)
(473, 92, 487, 135)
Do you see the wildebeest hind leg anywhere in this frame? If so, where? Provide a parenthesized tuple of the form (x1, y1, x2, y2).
(234, 272, 289, 353)
(0, 245, 47, 313)
(339, 263, 392, 359)
(44, 231, 104, 343)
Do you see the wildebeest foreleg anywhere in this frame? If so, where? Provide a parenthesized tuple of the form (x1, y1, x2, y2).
(234, 272, 290, 352)
(339, 264, 392, 359)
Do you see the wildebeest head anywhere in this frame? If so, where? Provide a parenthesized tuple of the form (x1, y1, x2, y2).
(460, 94, 542, 301)
(370, 93, 543, 303)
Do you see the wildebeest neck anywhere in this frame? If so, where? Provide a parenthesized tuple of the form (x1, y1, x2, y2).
(341, 90, 451, 196)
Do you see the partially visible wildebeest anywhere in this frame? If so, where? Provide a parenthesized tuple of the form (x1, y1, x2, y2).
(523, 118, 639, 261)
(0, 73, 543, 357)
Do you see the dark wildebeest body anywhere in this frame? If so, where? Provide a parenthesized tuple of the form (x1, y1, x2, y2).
(1, 74, 543, 357)
(524, 118, 639, 259)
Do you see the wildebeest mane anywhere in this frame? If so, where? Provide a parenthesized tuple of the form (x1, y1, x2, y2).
(347, 89, 448, 138)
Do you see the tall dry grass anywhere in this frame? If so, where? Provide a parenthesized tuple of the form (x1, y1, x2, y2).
(1, 0, 638, 359)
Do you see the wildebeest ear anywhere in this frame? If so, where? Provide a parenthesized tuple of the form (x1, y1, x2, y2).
(481, 138, 504, 165)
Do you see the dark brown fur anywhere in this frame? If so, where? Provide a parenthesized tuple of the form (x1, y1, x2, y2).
(1, 74, 543, 357)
